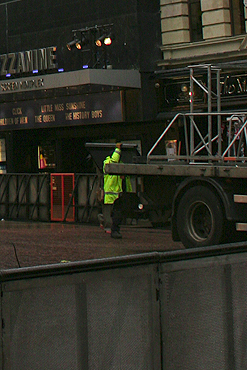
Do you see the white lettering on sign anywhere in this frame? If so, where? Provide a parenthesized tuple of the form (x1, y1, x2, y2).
(222, 76, 247, 95)
(0, 46, 57, 76)
(66, 101, 86, 110)
(91, 110, 103, 118)
(55, 103, 64, 111)
(0, 78, 44, 92)
(41, 105, 53, 113)
(73, 111, 90, 120)
(12, 108, 22, 115)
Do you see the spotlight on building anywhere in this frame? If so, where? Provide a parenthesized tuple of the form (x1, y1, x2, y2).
(95, 34, 107, 47)
(75, 41, 82, 50)
(95, 33, 113, 47)
(104, 33, 113, 46)
(76, 34, 89, 49)
(104, 37, 112, 46)
(67, 35, 80, 51)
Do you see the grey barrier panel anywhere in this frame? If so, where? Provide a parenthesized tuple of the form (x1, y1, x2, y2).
(3, 282, 82, 369)
(1, 263, 160, 370)
(159, 249, 247, 370)
(0, 174, 50, 221)
(86, 267, 160, 369)
(2, 244, 247, 369)
(160, 260, 228, 369)
(231, 258, 247, 370)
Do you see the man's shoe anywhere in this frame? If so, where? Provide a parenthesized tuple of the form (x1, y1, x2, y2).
(111, 231, 122, 239)
(104, 228, 111, 234)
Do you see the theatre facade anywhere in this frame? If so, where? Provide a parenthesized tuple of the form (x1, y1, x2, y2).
(0, 62, 143, 173)
(0, 0, 162, 174)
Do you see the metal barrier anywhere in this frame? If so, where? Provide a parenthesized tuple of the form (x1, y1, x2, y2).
(75, 173, 100, 223)
(0, 174, 50, 222)
(0, 173, 101, 223)
(1, 243, 247, 369)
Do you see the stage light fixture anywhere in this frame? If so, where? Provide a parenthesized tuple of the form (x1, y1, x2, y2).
(95, 34, 107, 47)
(95, 32, 113, 47)
(67, 34, 80, 51)
(75, 41, 82, 50)
(74, 34, 90, 50)
(104, 32, 114, 45)
(67, 23, 114, 68)
(104, 36, 112, 46)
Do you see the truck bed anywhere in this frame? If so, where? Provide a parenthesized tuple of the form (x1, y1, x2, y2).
(105, 161, 247, 178)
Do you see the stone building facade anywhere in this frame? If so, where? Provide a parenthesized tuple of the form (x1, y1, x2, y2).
(159, 0, 247, 68)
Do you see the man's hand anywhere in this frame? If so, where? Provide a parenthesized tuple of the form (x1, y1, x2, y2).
(116, 143, 122, 149)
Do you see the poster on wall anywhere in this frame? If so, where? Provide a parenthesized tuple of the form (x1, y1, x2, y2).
(38, 144, 56, 170)
(0, 138, 6, 173)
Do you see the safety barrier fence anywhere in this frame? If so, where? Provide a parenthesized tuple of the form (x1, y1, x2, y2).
(0, 173, 101, 223)
(1, 242, 247, 369)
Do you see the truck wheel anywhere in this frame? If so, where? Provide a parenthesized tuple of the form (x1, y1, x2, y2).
(177, 186, 224, 248)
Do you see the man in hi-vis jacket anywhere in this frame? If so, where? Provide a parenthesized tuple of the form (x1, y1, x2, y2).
(102, 143, 132, 239)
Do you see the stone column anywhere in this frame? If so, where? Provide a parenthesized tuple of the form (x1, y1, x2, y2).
(160, 0, 190, 45)
(201, 0, 231, 39)
(243, 2, 247, 33)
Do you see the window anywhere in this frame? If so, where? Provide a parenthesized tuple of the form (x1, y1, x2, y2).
(188, 0, 203, 42)
(38, 143, 56, 171)
(230, 0, 246, 35)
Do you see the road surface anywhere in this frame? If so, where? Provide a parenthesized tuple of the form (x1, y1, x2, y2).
(0, 220, 184, 269)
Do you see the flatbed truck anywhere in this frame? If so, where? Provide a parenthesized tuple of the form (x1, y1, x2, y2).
(104, 65, 247, 248)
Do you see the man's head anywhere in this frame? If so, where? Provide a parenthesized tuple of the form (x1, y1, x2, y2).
(116, 142, 122, 150)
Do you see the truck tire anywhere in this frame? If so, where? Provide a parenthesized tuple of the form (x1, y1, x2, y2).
(177, 186, 224, 248)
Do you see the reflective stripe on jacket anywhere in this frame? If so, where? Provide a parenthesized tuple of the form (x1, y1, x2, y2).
(103, 147, 132, 204)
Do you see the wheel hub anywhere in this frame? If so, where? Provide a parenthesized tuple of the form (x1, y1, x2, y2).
(188, 201, 213, 241)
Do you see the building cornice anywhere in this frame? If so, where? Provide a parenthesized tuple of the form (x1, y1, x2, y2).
(158, 35, 247, 68)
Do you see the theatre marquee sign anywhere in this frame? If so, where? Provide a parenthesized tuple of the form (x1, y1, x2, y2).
(0, 46, 57, 77)
(0, 92, 123, 128)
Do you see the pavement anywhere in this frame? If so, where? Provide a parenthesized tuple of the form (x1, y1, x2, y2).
(0, 220, 184, 270)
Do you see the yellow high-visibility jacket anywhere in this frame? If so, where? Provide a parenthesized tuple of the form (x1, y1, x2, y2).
(103, 147, 132, 204)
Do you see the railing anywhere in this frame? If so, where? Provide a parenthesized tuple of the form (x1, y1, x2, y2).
(0, 173, 50, 221)
(0, 173, 101, 223)
(147, 111, 247, 164)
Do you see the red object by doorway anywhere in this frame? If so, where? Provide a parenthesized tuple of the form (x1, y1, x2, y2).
(50, 174, 75, 221)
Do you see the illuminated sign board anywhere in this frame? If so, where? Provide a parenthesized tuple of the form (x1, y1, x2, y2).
(0, 46, 57, 77)
(0, 91, 123, 129)
(162, 73, 247, 108)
